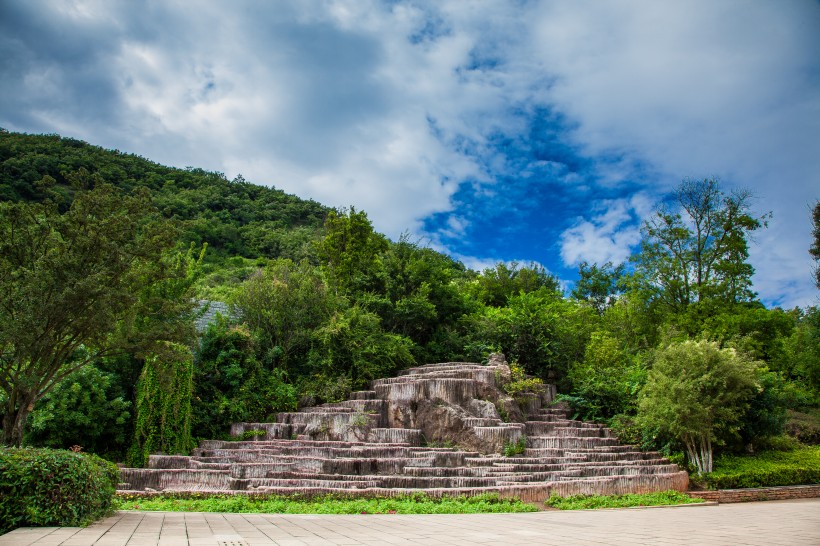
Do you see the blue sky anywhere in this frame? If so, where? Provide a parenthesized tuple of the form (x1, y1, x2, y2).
(1, 1, 818, 307)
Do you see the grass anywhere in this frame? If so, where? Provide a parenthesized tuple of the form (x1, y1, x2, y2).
(697, 445, 820, 490)
(114, 493, 539, 514)
(545, 490, 703, 510)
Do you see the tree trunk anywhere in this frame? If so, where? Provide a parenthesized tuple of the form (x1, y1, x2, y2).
(1, 394, 35, 447)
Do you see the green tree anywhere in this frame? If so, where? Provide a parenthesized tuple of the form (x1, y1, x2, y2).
(315, 207, 388, 296)
(471, 262, 560, 307)
(232, 258, 334, 372)
(0, 180, 180, 446)
(637, 340, 760, 473)
(24, 363, 131, 457)
(571, 261, 624, 315)
(192, 319, 296, 439)
(635, 178, 767, 311)
(565, 332, 646, 421)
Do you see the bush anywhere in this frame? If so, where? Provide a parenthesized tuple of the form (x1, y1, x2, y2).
(0, 447, 119, 534)
(697, 446, 820, 489)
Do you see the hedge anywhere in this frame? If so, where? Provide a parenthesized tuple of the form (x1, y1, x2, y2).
(0, 447, 120, 534)
(700, 446, 820, 490)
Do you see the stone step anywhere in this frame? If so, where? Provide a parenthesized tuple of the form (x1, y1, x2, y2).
(527, 436, 620, 449)
(349, 390, 378, 400)
(116, 358, 686, 498)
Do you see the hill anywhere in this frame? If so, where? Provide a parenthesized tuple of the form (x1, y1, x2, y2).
(0, 129, 329, 262)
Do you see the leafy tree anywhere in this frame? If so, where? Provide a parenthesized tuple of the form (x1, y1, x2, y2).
(315, 207, 388, 296)
(635, 178, 767, 311)
(232, 258, 334, 372)
(471, 262, 560, 307)
(571, 261, 624, 315)
(0, 180, 180, 446)
(307, 306, 415, 391)
(565, 332, 646, 421)
(468, 289, 595, 382)
(637, 340, 760, 473)
(192, 319, 296, 439)
(24, 364, 131, 458)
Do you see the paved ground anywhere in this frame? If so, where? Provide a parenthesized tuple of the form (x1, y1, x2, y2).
(1, 499, 818, 545)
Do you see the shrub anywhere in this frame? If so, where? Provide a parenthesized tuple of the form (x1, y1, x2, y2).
(545, 490, 702, 510)
(0, 447, 119, 534)
(503, 437, 527, 457)
(697, 446, 820, 489)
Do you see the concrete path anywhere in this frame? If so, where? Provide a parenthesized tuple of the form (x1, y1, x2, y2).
(1, 499, 818, 545)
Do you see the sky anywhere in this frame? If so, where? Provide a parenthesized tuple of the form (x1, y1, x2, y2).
(1, 0, 818, 308)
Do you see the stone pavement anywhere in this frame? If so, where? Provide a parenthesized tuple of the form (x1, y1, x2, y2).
(1, 499, 818, 545)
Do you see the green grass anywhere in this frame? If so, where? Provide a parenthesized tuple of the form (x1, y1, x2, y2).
(545, 490, 703, 510)
(114, 493, 539, 514)
(698, 445, 820, 490)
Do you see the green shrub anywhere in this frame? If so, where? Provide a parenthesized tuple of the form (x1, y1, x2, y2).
(0, 447, 119, 534)
(503, 437, 526, 457)
(545, 490, 702, 510)
(698, 446, 820, 489)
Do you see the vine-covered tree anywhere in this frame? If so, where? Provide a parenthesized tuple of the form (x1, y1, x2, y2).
(0, 177, 181, 446)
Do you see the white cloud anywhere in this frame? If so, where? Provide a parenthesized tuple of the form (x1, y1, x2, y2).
(1, 0, 817, 306)
(559, 195, 650, 267)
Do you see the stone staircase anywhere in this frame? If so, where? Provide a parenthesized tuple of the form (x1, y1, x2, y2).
(118, 358, 688, 502)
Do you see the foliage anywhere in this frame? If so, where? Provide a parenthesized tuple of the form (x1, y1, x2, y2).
(114, 492, 538, 514)
(307, 306, 415, 391)
(565, 332, 646, 421)
(0, 131, 329, 261)
(634, 178, 767, 310)
(786, 410, 820, 445)
(545, 490, 702, 510)
(503, 437, 527, 457)
(469, 261, 560, 307)
(696, 446, 820, 489)
(232, 258, 334, 372)
(25, 364, 131, 459)
(127, 343, 195, 467)
(0, 447, 119, 534)
(192, 322, 298, 439)
(469, 289, 594, 382)
(571, 261, 624, 315)
(502, 363, 544, 397)
(316, 207, 388, 296)
(637, 340, 760, 473)
(0, 179, 182, 446)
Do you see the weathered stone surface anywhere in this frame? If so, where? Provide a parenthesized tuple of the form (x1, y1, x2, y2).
(117, 357, 689, 499)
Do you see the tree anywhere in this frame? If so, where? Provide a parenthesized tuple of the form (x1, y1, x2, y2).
(565, 332, 646, 421)
(635, 178, 767, 310)
(315, 207, 388, 296)
(571, 261, 624, 315)
(0, 179, 180, 446)
(232, 258, 334, 372)
(637, 340, 759, 473)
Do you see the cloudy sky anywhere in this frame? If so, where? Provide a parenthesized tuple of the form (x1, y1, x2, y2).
(1, 0, 818, 307)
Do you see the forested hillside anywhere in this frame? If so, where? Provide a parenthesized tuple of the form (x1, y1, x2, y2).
(1, 129, 817, 475)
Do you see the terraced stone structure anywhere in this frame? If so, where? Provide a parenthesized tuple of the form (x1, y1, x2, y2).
(119, 356, 688, 502)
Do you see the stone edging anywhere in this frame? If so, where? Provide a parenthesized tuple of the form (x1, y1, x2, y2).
(687, 484, 820, 503)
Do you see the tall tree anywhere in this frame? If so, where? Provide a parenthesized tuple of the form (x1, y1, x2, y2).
(635, 178, 767, 310)
(315, 207, 388, 297)
(0, 179, 181, 446)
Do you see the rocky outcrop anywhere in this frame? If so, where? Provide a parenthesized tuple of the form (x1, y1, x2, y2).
(118, 356, 688, 501)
